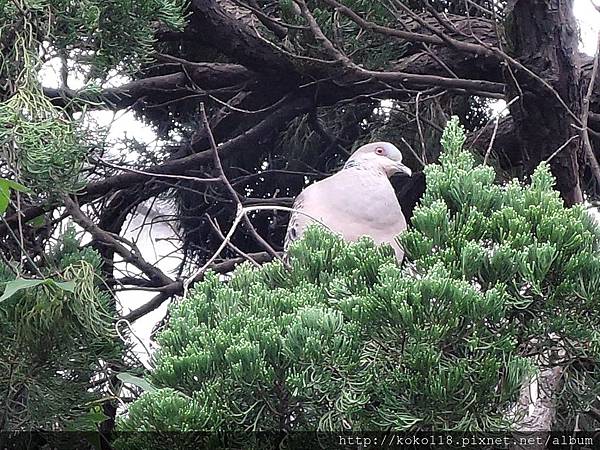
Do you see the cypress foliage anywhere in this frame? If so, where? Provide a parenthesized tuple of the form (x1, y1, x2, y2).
(116, 118, 600, 442)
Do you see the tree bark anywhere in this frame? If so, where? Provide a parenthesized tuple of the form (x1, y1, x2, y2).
(511, 366, 563, 450)
(504, 0, 584, 205)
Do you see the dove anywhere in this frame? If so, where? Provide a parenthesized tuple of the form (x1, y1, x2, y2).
(285, 142, 412, 262)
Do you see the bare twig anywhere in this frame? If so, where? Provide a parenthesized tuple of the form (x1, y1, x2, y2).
(544, 135, 580, 163)
(422, 0, 466, 38)
(421, 43, 459, 78)
(200, 103, 282, 262)
(471, 96, 520, 148)
(128, 202, 333, 321)
(483, 115, 500, 165)
(294, 0, 355, 66)
(96, 158, 222, 184)
(124, 250, 276, 322)
(0, 215, 44, 277)
(415, 91, 427, 164)
(115, 319, 154, 371)
(399, 137, 425, 169)
(207, 93, 276, 114)
(464, 0, 495, 17)
(580, 32, 600, 187)
(181, 199, 335, 299)
(321, 0, 494, 57)
(232, 0, 308, 32)
(205, 215, 261, 268)
(234, 0, 288, 38)
(324, 0, 580, 125)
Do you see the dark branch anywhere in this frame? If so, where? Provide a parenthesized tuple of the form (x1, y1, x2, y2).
(123, 251, 276, 321)
(44, 63, 257, 109)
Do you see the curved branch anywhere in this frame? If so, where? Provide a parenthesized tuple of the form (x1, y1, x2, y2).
(44, 63, 257, 109)
(64, 197, 174, 286)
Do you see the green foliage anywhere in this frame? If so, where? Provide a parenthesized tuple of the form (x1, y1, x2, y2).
(403, 118, 600, 349)
(116, 117, 600, 440)
(117, 373, 158, 394)
(0, 227, 122, 430)
(287, 1, 503, 71)
(267, 0, 409, 70)
(0, 0, 185, 194)
(0, 277, 75, 302)
(51, 0, 186, 75)
(0, 0, 185, 78)
(0, 83, 86, 194)
(0, 178, 29, 214)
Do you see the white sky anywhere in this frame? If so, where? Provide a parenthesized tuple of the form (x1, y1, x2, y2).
(574, 0, 600, 54)
(36, 5, 600, 365)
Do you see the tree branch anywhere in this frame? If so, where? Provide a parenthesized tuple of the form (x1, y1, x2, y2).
(123, 251, 276, 321)
(200, 102, 282, 262)
(64, 197, 174, 286)
(580, 32, 600, 188)
(44, 63, 257, 109)
(190, 0, 300, 76)
(321, 0, 496, 57)
(81, 95, 313, 201)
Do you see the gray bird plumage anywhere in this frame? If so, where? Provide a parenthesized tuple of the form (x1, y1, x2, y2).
(285, 142, 412, 261)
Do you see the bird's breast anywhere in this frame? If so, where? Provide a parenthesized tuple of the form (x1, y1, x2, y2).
(316, 170, 404, 229)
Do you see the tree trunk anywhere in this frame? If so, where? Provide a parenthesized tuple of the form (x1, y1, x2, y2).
(511, 366, 563, 450)
(504, 0, 583, 206)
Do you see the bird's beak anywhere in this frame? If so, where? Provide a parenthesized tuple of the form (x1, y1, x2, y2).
(394, 162, 412, 177)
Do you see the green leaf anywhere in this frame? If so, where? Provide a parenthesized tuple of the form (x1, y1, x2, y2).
(0, 278, 46, 302)
(4, 179, 30, 193)
(0, 183, 9, 215)
(0, 278, 77, 302)
(117, 373, 157, 393)
(52, 280, 77, 293)
(65, 407, 109, 444)
(0, 178, 30, 215)
(27, 215, 46, 228)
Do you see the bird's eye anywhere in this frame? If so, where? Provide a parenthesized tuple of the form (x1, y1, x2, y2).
(375, 147, 384, 155)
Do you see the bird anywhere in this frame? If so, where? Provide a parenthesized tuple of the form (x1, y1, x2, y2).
(285, 141, 412, 262)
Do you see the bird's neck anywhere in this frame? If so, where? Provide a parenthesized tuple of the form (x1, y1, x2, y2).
(343, 162, 390, 178)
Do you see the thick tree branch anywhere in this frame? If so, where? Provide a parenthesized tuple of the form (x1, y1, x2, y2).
(44, 63, 257, 109)
(190, 0, 301, 76)
(64, 197, 174, 286)
(81, 95, 312, 201)
(361, 70, 505, 95)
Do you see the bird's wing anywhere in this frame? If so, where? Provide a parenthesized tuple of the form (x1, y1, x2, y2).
(284, 188, 309, 251)
(284, 175, 345, 251)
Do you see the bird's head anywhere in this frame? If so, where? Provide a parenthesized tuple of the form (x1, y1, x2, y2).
(344, 142, 412, 178)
